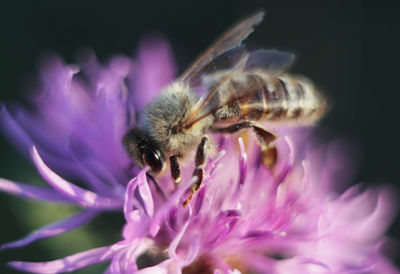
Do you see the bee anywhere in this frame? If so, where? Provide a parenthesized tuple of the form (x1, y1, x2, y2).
(123, 11, 327, 205)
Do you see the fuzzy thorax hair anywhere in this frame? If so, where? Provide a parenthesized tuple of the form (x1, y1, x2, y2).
(140, 82, 213, 156)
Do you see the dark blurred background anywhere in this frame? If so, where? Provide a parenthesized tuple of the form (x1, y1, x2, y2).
(0, 0, 399, 273)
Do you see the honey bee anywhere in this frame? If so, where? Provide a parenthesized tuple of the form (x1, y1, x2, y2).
(123, 11, 327, 205)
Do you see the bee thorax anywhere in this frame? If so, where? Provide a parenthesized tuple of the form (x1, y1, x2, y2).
(140, 83, 212, 155)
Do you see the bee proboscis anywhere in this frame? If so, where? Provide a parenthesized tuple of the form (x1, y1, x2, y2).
(123, 11, 327, 206)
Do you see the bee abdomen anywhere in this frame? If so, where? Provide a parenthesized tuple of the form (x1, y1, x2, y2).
(215, 72, 325, 124)
(269, 75, 324, 123)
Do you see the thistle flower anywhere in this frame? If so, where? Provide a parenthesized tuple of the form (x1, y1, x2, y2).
(1, 38, 398, 274)
(0, 38, 175, 249)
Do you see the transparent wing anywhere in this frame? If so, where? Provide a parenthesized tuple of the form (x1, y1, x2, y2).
(181, 49, 295, 129)
(179, 11, 265, 85)
(245, 49, 295, 73)
(184, 45, 248, 87)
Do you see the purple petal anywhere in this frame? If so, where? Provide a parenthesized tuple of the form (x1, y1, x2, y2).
(184, 234, 200, 266)
(272, 257, 333, 274)
(283, 135, 296, 166)
(105, 239, 153, 274)
(70, 157, 122, 195)
(122, 210, 149, 241)
(9, 246, 114, 273)
(241, 252, 277, 274)
(0, 105, 33, 155)
(238, 137, 247, 189)
(2, 209, 99, 249)
(31, 146, 122, 209)
(123, 175, 140, 222)
(149, 178, 193, 237)
(0, 177, 71, 202)
(137, 169, 154, 217)
(138, 259, 181, 274)
(107, 247, 137, 274)
(122, 173, 152, 241)
(132, 36, 177, 112)
(168, 219, 190, 259)
(194, 186, 206, 216)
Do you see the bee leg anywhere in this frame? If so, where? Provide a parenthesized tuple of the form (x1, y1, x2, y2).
(170, 155, 181, 184)
(183, 136, 208, 207)
(211, 120, 277, 168)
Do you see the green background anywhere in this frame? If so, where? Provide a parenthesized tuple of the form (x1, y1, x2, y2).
(1, 0, 399, 273)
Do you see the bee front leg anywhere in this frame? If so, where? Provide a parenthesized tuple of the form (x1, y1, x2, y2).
(170, 155, 181, 184)
(183, 136, 208, 207)
(211, 120, 277, 168)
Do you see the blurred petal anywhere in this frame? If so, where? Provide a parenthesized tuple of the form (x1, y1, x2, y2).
(31, 146, 122, 209)
(237, 137, 247, 189)
(184, 234, 200, 266)
(2, 209, 99, 249)
(168, 218, 190, 259)
(138, 259, 181, 274)
(133, 36, 176, 112)
(0, 105, 33, 155)
(9, 246, 113, 274)
(0, 177, 71, 202)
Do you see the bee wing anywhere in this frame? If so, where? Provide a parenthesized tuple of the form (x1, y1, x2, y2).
(186, 45, 248, 87)
(179, 11, 265, 85)
(245, 49, 295, 73)
(181, 49, 295, 129)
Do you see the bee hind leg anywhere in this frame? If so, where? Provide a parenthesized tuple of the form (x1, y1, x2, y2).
(183, 136, 208, 207)
(211, 120, 277, 168)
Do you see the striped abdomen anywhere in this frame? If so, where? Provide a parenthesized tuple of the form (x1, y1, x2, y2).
(208, 71, 326, 125)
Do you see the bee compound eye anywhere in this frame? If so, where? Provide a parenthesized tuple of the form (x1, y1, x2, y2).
(143, 147, 164, 173)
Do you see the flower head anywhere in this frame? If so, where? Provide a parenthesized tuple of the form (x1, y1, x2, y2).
(0, 37, 176, 248)
(100, 132, 398, 274)
(1, 38, 398, 274)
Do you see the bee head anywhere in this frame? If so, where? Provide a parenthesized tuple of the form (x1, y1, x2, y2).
(123, 129, 165, 173)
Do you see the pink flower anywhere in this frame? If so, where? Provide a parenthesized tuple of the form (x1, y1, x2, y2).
(99, 132, 398, 273)
(1, 38, 398, 273)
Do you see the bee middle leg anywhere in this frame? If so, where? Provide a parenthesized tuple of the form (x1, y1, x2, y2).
(183, 136, 208, 207)
(211, 120, 277, 168)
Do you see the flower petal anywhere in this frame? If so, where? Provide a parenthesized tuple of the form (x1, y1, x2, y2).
(31, 146, 122, 209)
(168, 218, 190, 259)
(133, 36, 176, 112)
(0, 105, 33, 155)
(137, 169, 154, 217)
(0, 177, 71, 202)
(138, 259, 181, 274)
(238, 137, 247, 189)
(184, 234, 200, 266)
(122, 173, 152, 241)
(9, 246, 114, 274)
(149, 178, 193, 237)
(124, 175, 140, 222)
(2, 209, 99, 249)
(107, 238, 153, 274)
